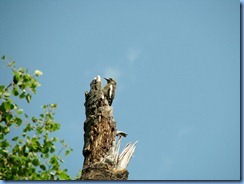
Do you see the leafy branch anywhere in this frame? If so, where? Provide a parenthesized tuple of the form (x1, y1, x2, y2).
(0, 56, 73, 180)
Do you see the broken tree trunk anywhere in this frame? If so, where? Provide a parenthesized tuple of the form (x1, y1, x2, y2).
(80, 76, 136, 180)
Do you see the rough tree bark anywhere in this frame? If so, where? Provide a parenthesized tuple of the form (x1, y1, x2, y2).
(80, 76, 133, 180)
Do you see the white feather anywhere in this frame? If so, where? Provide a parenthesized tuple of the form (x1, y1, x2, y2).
(109, 85, 113, 98)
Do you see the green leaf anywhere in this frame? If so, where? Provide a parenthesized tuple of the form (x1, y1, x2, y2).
(52, 123, 60, 131)
(31, 117, 37, 122)
(53, 137, 58, 142)
(36, 127, 43, 134)
(13, 75, 19, 84)
(19, 92, 26, 99)
(50, 145, 55, 153)
(40, 164, 46, 171)
(59, 171, 70, 180)
(23, 123, 32, 132)
(44, 153, 49, 158)
(32, 158, 39, 166)
(17, 109, 23, 114)
(15, 117, 22, 126)
(1, 55, 5, 60)
(5, 113, 13, 123)
(65, 150, 70, 156)
(42, 147, 49, 154)
(12, 136, 18, 141)
(4, 127, 10, 134)
(3, 102, 11, 111)
(50, 104, 57, 108)
(12, 87, 19, 96)
(26, 94, 31, 103)
(0, 85, 5, 93)
(50, 156, 58, 165)
(3, 91, 10, 98)
(0, 139, 10, 147)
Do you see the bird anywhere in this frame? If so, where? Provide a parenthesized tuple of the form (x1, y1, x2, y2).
(116, 130, 127, 138)
(103, 77, 116, 106)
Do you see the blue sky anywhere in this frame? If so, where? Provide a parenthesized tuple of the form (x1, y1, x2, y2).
(0, 0, 240, 181)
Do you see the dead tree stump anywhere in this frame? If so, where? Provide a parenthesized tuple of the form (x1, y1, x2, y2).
(80, 76, 133, 180)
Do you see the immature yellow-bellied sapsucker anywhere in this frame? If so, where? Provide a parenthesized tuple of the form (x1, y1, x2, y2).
(103, 77, 116, 106)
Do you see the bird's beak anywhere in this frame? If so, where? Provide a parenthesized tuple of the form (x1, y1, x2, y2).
(104, 77, 109, 81)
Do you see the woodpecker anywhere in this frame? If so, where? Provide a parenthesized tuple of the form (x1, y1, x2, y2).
(116, 130, 127, 138)
(103, 77, 116, 106)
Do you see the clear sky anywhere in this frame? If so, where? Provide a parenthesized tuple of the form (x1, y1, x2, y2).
(0, 0, 240, 181)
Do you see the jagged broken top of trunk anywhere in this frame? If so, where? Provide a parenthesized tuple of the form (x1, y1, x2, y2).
(81, 75, 137, 180)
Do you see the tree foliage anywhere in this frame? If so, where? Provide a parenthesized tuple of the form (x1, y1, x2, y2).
(0, 56, 73, 180)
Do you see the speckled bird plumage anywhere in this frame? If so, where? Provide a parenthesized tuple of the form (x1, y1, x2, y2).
(103, 78, 116, 106)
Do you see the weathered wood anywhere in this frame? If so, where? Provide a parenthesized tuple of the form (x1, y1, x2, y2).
(80, 76, 129, 180)
(81, 162, 129, 180)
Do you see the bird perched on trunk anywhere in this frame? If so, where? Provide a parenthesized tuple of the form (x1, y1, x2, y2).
(103, 77, 116, 106)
